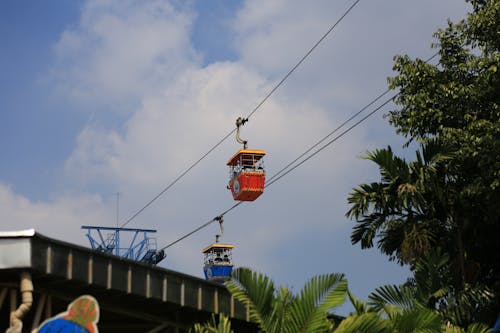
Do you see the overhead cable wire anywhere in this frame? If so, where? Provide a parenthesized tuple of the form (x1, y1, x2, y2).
(159, 202, 243, 251)
(119, 0, 362, 228)
(157, 50, 441, 251)
(159, 93, 396, 252)
(266, 88, 392, 185)
(243, 0, 361, 121)
(120, 130, 235, 228)
(265, 51, 440, 187)
(265, 94, 397, 188)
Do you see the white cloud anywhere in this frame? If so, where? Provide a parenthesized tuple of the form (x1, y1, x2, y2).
(50, 0, 199, 113)
(0, 184, 110, 246)
(232, 0, 471, 111)
(65, 126, 123, 186)
(234, 0, 342, 76)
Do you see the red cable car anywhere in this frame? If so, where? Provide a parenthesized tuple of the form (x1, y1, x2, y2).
(227, 149, 266, 201)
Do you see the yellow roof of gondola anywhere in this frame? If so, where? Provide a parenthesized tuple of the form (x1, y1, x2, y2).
(226, 149, 266, 166)
(202, 243, 235, 253)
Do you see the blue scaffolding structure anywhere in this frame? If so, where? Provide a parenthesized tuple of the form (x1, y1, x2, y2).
(81, 225, 166, 265)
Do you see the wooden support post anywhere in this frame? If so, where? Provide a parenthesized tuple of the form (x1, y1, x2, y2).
(31, 293, 47, 331)
(214, 289, 219, 314)
(197, 285, 202, 310)
(127, 266, 132, 294)
(106, 260, 112, 289)
(180, 281, 185, 306)
(88, 256, 93, 284)
(46, 246, 52, 274)
(45, 295, 52, 319)
(230, 295, 234, 318)
(146, 322, 169, 333)
(146, 272, 151, 298)
(67, 251, 73, 280)
(0, 288, 8, 311)
(9, 289, 17, 327)
(162, 276, 167, 302)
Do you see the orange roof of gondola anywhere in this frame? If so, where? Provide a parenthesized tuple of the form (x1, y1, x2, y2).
(202, 243, 235, 253)
(226, 149, 266, 166)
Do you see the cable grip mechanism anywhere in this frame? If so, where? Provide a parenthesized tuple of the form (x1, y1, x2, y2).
(235, 117, 248, 149)
(215, 215, 224, 234)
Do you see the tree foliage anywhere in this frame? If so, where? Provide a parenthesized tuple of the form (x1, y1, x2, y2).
(368, 250, 494, 328)
(339, 256, 492, 333)
(193, 267, 491, 333)
(225, 267, 347, 333)
(347, 142, 451, 266)
(346, 0, 499, 324)
(192, 314, 234, 333)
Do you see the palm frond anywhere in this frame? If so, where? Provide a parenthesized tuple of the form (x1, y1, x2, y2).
(364, 147, 410, 183)
(265, 287, 294, 333)
(413, 249, 450, 303)
(464, 323, 492, 333)
(420, 139, 453, 167)
(191, 314, 234, 333)
(368, 284, 415, 310)
(439, 285, 495, 327)
(351, 213, 389, 248)
(226, 267, 275, 331)
(287, 273, 347, 333)
(346, 182, 384, 220)
(347, 291, 368, 315)
(333, 312, 388, 333)
(391, 308, 443, 333)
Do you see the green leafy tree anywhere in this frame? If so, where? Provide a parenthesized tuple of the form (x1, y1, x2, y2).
(387, 0, 500, 287)
(368, 250, 493, 328)
(334, 297, 491, 333)
(346, 142, 450, 266)
(193, 267, 491, 333)
(336, 267, 492, 333)
(346, 0, 499, 321)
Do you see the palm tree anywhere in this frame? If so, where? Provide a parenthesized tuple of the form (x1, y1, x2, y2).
(193, 267, 348, 333)
(366, 250, 494, 329)
(333, 286, 491, 333)
(346, 141, 451, 267)
(192, 314, 234, 333)
(333, 304, 491, 333)
(192, 265, 491, 333)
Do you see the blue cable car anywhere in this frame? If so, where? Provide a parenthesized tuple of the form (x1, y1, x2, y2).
(202, 235, 234, 282)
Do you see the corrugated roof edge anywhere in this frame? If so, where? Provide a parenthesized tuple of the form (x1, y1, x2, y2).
(0, 229, 36, 237)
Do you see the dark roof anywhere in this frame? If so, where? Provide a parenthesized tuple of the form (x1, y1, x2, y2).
(0, 230, 256, 332)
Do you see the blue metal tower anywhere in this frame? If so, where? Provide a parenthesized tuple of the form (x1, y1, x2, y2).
(81, 225, 166, 265)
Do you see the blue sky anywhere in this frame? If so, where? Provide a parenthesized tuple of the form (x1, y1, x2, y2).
(1, 0, 470, 315)
(1, 1, 77, 195)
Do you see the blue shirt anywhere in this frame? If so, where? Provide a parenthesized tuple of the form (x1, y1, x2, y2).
(492, 318, 500, 333)
(38, 318, 90, 333)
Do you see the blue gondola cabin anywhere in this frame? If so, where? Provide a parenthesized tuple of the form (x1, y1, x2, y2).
(227, 149, 266, 201)
(203, 243, 234, 281)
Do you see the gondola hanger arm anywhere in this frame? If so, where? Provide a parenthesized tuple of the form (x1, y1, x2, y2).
(235, 117, 248, 149)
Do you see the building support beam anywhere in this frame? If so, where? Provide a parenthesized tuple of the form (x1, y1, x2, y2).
(31, 293, 47, 332)
(146, 322, 170, 333)
(0, 288, 8, 312)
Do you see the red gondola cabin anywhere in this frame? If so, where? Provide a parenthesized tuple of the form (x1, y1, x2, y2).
(227, 149, 266, 201)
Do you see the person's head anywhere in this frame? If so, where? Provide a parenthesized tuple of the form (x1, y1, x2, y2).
(63, 295, 100, 333)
